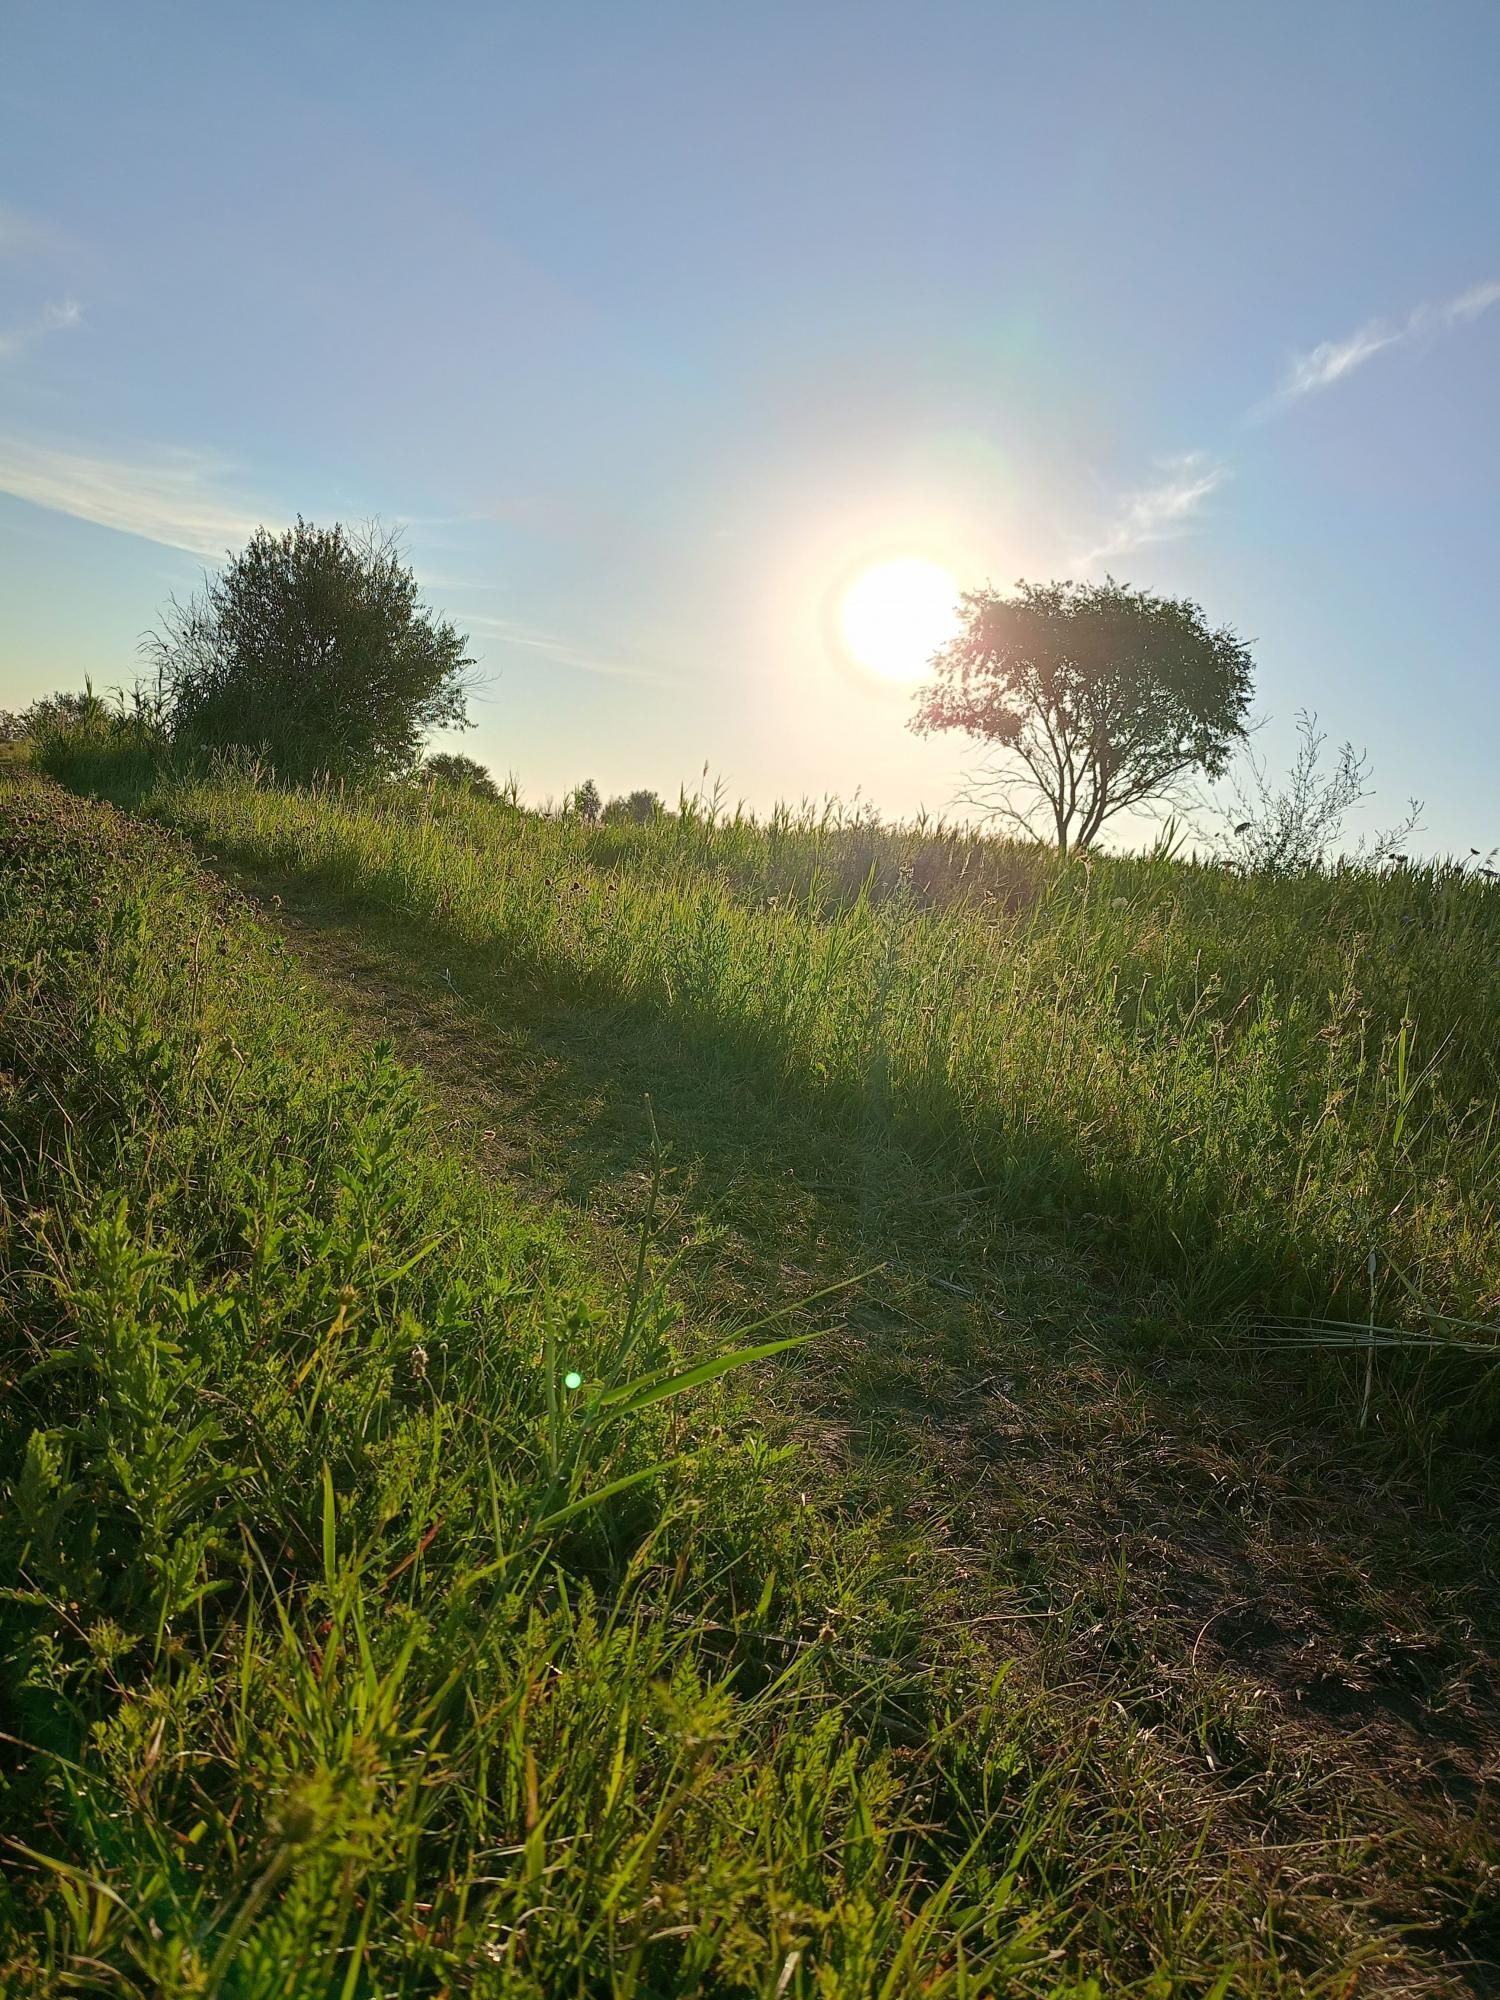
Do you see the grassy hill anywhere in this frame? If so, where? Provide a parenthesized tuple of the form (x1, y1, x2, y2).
(51, 745, 1500, 1381)
(4, 753, 1499, 1993)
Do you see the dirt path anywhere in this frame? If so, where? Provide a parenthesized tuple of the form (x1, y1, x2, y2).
(237, 864, 1500, 1988)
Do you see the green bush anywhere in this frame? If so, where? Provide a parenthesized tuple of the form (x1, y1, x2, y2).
(144, 519, 475, 781)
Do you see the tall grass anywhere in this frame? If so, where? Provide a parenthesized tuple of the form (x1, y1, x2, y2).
(53, 749, 1500, 1396)
(11, 764, 1500, 1984)
(3, 768, 1484, 1990)
(0, 774, 1064, 1994)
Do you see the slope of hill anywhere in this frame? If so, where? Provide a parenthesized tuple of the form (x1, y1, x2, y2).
(4, 760, 1498, 1993)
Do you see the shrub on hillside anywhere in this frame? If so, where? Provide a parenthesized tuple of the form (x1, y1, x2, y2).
(1216, 710, 1423, 874)
(11, 683, 111, 740)
(144, 518, 476, 782)
(14, 681, 166, 769)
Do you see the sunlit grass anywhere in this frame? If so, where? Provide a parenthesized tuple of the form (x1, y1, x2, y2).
(55, 749, 1500, 1400)
(6, 763, 1496, 1989)
(0, 775, 1028, 1993)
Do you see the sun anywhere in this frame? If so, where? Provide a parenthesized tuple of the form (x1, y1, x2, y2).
(839, 558, 961, 683)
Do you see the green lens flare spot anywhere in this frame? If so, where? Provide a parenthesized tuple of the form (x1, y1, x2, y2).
(564, 1371, 583, 1392)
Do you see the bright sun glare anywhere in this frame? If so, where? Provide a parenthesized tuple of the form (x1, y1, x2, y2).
(839, 557, 961, 683)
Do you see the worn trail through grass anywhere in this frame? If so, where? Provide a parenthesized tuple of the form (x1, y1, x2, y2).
(225, 846, 1500, 1988)
(9, 758, 1500, 1992)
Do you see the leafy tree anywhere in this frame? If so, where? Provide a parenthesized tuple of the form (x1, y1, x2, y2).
(570, 779, 602, 823)
(911, 578, 1254, 854)
(603, 789, 665, 825)
(423, 751, 501, 799)
(145, 519, 475, 781)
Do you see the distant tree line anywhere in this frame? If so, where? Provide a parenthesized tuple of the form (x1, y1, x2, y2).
(566, 782, 664, 825)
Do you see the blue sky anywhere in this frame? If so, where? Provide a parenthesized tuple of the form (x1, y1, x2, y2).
(2, 0, 1497, 850)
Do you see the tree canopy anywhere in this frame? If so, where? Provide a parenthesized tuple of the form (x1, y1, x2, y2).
(911, 578, 1254, 853)
(603, 790, 665, 825)
(423, 752, 501, 799)
(146, 519, 475, 781)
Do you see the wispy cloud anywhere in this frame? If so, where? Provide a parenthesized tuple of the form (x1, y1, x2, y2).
(1271, 278, 1500, 406)
(1072, 276, 1497, 571)
(0, 295, 82, 362)
(1073, 452, 1229, 569)
(460, 608, 679, 687)
(1436, 279, 1500, 327)
(0, 435, 271, 557)
(1278, 322, 1401, 399)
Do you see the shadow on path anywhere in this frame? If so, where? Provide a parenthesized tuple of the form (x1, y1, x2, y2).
(196, 856, 1500, 1982)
